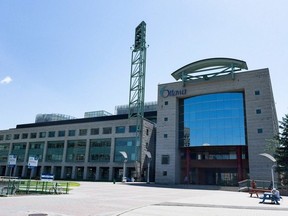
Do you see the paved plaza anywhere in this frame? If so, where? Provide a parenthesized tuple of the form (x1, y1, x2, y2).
(0, 182, 287, 216)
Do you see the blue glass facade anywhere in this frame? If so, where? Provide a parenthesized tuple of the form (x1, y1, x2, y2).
(114, 137, 137, 162)
(89, 139, 111, 162)
(179, 92, 246, 147)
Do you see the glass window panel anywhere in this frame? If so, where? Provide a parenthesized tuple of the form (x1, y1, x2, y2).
(79, 129, 87, 136)
(90, 128, 99, 135)
(22, 133, 28, 139)
(161, 155, 170, 164)
(66, 140, 86, 162)
(28, 142, 44, 162)
(103, 127, 112, 134)
(89, 139, 111, 162)
(0, 143, 9, 151)
(129, 125, 137, 133)
(58, 131, 65, 137)
(46, 141, 64, 162)
(68, 130, 76, 136)
(116, 126, 125, 133)
(11, 142, 27, 162)
(114, 137, 137, 162)
(30, 133, 37, 139)
(179, 92, 246, 147)
(48, 131, 55, 137)
(13, 134, 20, 140)
(5, 134, 12, 140)
(39, 132, 46, 138)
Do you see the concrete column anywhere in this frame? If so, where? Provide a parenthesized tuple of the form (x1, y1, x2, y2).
(83, 139, 90, 180)
(23, 142, 30, 166)
(95, 166, 100, 180)
(60, 166, 65, 179)
(85, 138, 90, 163)
(12, 165, 19, 176)
(40, 166, 44, 176)
(108, 166, 113, 181)
(72, 166, 76, 179)
(6, 143, 13, 176)
(22, 165, 27, 178)
(83, 166, 87, 180)
(42, 141, 48, 163)
(8, 166, 15, 177)
(62, 140, 67, 163)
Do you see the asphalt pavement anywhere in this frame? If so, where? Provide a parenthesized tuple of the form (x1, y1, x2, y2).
(0, 182, 287, 216)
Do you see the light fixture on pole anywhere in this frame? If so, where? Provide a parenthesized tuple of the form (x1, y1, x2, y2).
(259, 153, 277, 189)
(119, 151, 128, 182)
(145, 151, 152, 184)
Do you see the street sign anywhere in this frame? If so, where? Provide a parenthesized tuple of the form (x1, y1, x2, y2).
(41, 174, 54, 181)
(28, 156, 38, 168)
(7, 154, 17, 167)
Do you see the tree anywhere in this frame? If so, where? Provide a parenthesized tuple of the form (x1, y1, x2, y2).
(274, 114, 288, 186)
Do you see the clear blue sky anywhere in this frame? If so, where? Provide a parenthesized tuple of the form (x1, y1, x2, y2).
(1, 0, 288, 130)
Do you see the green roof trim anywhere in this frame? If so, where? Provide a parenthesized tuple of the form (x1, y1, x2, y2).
(171, 57, 248, 81)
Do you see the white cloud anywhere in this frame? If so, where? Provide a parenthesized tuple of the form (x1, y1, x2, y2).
(0, 76, 13, 84)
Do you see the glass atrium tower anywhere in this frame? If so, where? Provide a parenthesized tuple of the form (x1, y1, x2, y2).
(156, 58, 278, 185)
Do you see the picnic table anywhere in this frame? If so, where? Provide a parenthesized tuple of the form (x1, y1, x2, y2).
(249, 188, 271, 197)
(259, 192, 282, 204)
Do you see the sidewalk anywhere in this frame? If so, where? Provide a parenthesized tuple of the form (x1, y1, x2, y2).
(0, 182, 286, 216)
(116, 183, 287, 216)
(118, 187, 288, 216)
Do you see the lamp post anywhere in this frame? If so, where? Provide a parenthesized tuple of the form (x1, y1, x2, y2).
(271, 164, 277, 189)
(259, 153, 276, 189)
(145, 151, 152, 184)
(119, 151, 128, 182)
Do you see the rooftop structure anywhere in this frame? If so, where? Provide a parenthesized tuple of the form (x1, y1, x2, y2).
(35, 113, 76, 123)
(171, 57, 248, 84)
(84, 110, 112, 118)
(116, 101, 157, 115)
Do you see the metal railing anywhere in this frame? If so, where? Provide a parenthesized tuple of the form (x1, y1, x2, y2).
(238, 179, 273, 192)
(238, 179, 288, 196)
(0, 178, 70, 196)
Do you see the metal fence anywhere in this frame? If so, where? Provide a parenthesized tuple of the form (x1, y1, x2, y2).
(0, 176, 70, 196)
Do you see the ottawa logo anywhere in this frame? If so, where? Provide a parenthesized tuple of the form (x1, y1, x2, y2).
(160, 86, 187, 98)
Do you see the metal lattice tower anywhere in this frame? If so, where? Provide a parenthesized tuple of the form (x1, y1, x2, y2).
(128, 21, 147, 178)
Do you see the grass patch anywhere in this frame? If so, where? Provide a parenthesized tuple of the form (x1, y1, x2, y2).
(1, 179, 81, 196)
(5, 180, 80, 195)
(68, 182, 80, 187)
